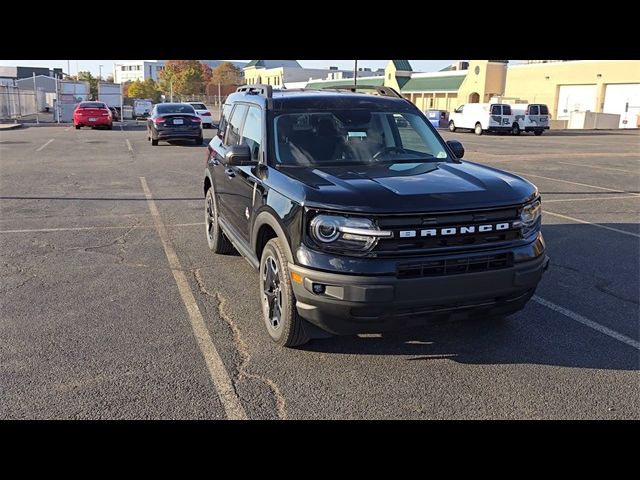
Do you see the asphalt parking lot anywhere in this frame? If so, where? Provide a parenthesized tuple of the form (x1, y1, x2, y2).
(1, 122, 638, 419)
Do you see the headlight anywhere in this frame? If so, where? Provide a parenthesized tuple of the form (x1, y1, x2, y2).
(309, 214, 392, 253)
(520, 199, 541, 237)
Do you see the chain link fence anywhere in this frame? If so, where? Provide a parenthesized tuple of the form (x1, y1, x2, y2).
(0, 85, 46, 121)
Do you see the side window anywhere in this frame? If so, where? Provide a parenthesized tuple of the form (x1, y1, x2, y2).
(502, 105, 512, 115)
(539, 105, 549, 115)
(225, 104, 248, 146)
(529, 105, 539, 115)
(240, 106, 262, 162)
(218, 104, 233, 141)
(490, 105, 501, 115)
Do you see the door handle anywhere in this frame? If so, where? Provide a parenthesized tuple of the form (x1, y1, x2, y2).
(225, 168, 235, 178)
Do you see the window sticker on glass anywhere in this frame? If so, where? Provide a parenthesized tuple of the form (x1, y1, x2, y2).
(436, 151, 447, 159)
(347, 131, 367, 138)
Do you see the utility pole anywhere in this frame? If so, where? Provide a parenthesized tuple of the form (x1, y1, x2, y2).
(354, 60, 358, 86)
(33, 72, 40, 124)
(99, 64, 103, 81)
(218, 82, 221, 118)
(170, 80, 173, 102)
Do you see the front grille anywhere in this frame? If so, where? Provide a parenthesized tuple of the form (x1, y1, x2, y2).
(374, 206, 521, 254)
(396, 253, 512, 279)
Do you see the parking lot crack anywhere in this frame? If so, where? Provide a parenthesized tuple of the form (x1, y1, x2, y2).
(193, 268, 287, 419)
(80, 219, 140, 262)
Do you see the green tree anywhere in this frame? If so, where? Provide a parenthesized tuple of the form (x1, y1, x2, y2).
(73, 71, 98, 99)
(210, 62, 242, 85)
(159, 60, 212, 97)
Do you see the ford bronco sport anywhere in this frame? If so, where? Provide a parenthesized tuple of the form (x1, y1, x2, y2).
(204, 84, 549, 347)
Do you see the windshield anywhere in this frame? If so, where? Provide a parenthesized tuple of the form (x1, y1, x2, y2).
(78, 102, 106, 109)
(273, 110, 450, 167)
(157, 104, 195, 115)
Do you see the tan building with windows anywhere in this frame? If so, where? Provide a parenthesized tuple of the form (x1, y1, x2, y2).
(304, 60, 640, 128)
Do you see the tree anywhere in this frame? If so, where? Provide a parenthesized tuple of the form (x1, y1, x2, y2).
(73, 71, 98, 99)
(127, 79, 161, 102)
(158, 60, 212, 97)
(121, 81, 133, 98)
(105, 75, 114, 83)
(210, 62, 242, 86)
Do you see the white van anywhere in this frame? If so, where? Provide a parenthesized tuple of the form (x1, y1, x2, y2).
(510, 103, 550, 136)
(448, 103, 514, 135)
(133, 99, 153, 119)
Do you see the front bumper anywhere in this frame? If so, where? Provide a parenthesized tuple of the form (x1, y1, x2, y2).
(290, 248, 549, 335)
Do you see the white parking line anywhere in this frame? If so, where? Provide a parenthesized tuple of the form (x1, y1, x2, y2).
(36, 138, 54, 152)
(543, 209, 640, 238)
(533, 295, 640, 351)
(140, 177, 247, 420)
(0, 223, 201, 234)
(544, 195, 640, 203)
(557, 161, 639, 174)
(126, 139, 133, 152)
(511, 171, 636, 194)
(65, 126, 72, 131)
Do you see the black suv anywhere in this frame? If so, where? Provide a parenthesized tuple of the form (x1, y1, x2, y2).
(204, 85, 549, 347)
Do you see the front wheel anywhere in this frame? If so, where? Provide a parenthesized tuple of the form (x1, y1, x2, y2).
(474, 123, 483, 135)
(205, 188, 234, 254)
(512, 124, 520, 135)
(448, 121, 456, 132)
(260, 238, 310, 347)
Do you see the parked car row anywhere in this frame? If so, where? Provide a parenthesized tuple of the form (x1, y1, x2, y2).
(448, 103, 550, 136)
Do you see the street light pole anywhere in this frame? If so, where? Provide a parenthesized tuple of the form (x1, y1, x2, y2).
(354, 60, 358, 87)
(99, 65, 103, 81)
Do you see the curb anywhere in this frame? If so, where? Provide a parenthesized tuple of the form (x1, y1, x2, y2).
(0, 123, 23, 130)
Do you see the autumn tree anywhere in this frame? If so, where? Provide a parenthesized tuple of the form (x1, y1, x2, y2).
(121, 81, 133, 98)
(210, 62, 242, 86)
(158, 60, 212, 96)
(127, 79, 162, 102)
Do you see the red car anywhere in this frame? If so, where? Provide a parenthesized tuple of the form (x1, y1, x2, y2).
(73, 101, 113, 130)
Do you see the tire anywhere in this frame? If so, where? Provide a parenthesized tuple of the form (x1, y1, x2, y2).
(511, 123, 520, 135)
(195, 135, 203, 145)
(75, 125, 80, 130)
(474, 123, 483, 135)
(107, 124, 113, 130)
(448, 121, 456, 132)
(205, 188, 234, 254)
(534, 130, 543, 136)
(151, 138, 158, 146)
(259, 238, 310, 347)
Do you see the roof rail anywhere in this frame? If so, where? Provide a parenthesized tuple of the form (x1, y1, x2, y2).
(236, 84, 273, 98)
(236, 84, 273, 108)
(321, 84, 403, 98)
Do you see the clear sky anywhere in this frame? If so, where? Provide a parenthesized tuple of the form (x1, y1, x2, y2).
(0, 59, 471, 77)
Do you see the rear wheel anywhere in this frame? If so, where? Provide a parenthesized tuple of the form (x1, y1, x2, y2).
(512, 123, 520, 135)
(474, 123, 483, 135)
(448, 121, 456, 132)
(534, 130, 543, 136)
(260, 238, 310, 347)
(75, 125, 80, 130)
(151, 138, 158, 146)
(205, 188, 234, 254)
(195, 135, 203, 145)
(106, 124, 113, 130)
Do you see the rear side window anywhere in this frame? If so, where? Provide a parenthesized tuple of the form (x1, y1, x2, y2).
(190, 103, 207, 110)
(240, 106, 262, 162)
(502, 105, 512, 115)
(218, 104, 232, 140)
(490, 105, 501, 115)
(225, 104, 248, 146)
(529, 105, 539, 115)
(539, 105, 549, 115)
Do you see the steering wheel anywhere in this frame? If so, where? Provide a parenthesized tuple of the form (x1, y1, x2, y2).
(373, 146, 407, 161)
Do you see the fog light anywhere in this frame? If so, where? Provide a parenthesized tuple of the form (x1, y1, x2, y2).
(312, 283, 325, 294)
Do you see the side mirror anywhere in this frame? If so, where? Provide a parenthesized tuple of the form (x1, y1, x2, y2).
(225, 144, 253, 166)
(446, 140, 464, 159)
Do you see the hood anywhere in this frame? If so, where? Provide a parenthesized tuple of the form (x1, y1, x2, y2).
(279, 160, 538, 214)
